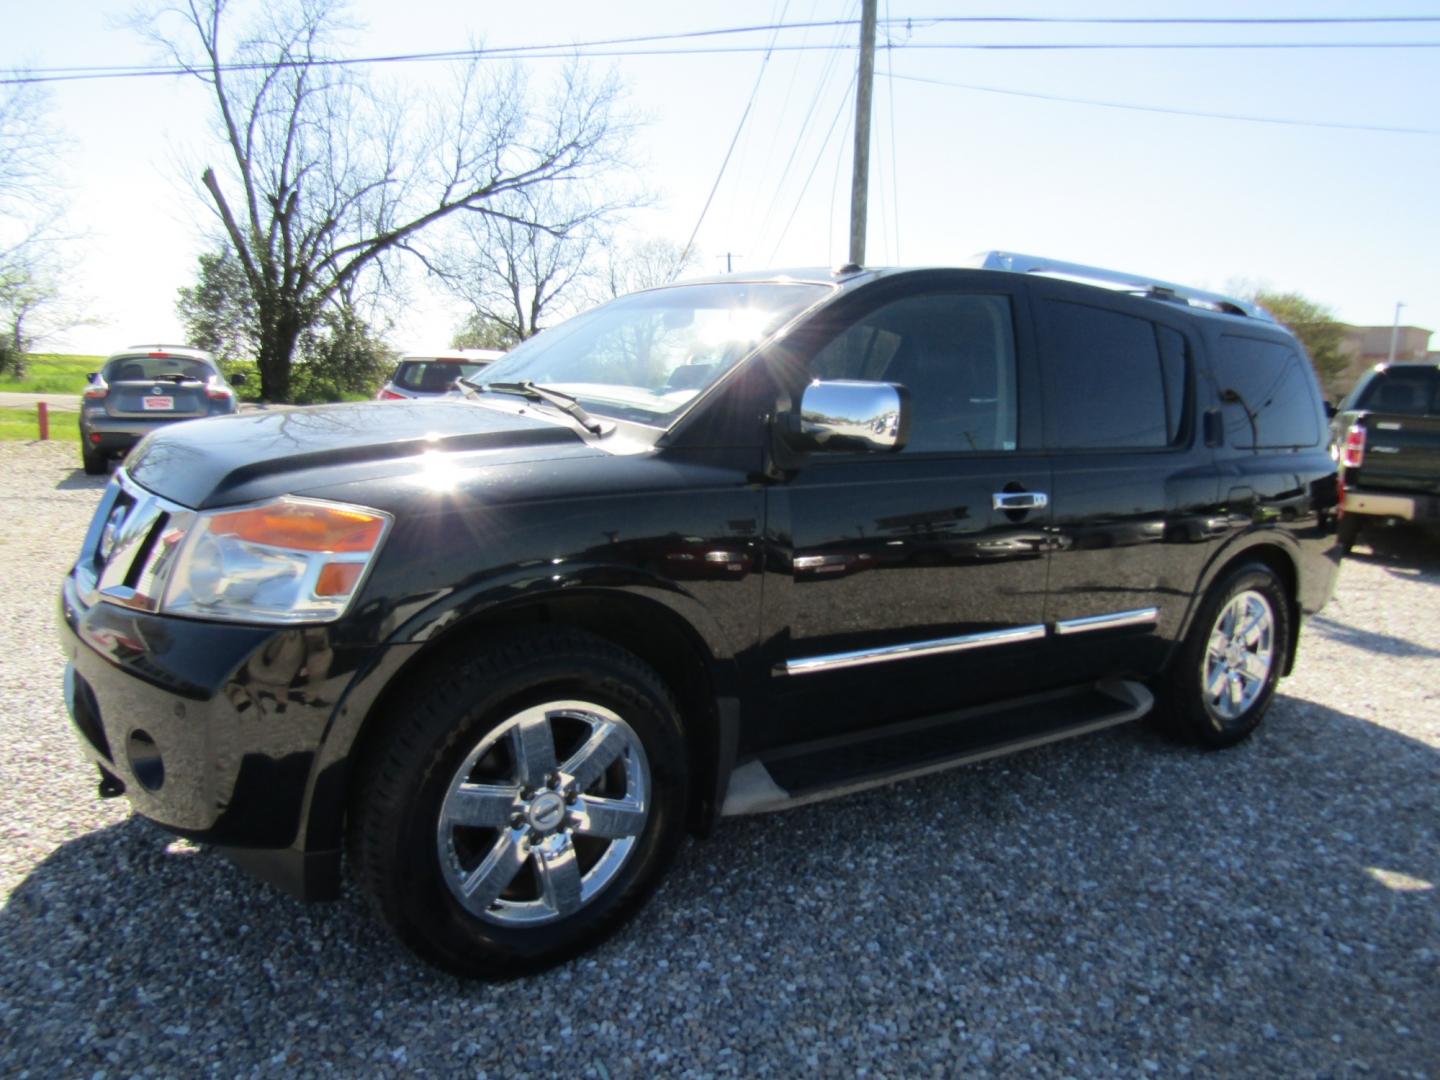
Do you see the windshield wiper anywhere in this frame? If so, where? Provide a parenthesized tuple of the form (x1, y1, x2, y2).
(472, 380, 604, 435)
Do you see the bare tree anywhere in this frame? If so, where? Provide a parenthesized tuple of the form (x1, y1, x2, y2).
(0, 75, 86, 375)
(140, 0, 633, 400)
(600, 236, 698, 300)
(436, 187, 628, 343)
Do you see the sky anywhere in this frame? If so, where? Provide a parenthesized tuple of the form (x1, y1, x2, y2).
(5, 0, 1438, 356)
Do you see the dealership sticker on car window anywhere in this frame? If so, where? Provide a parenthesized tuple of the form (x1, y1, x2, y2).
(143, 396, 174, 410)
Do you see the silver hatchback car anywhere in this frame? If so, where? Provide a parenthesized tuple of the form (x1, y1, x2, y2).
(376, 350, 504, 400)
(79, 345, 244, 475)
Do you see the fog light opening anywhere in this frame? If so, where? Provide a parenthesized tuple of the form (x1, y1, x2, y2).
(126, 729, 165, 792)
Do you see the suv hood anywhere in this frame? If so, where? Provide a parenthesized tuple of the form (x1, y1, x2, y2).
(126, 399, 596, 509)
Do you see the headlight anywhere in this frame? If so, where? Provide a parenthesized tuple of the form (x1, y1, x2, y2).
(161, 496, 391, 623)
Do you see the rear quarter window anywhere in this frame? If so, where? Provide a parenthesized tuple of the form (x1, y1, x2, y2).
(1213, 335, 1322, 449)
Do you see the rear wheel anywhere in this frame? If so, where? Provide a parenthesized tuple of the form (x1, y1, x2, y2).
(348, 630, 689, 977)
(81, 442, 107, 475)
(1337, 515, 1363, 555)
(1157, 563, 1291, 748)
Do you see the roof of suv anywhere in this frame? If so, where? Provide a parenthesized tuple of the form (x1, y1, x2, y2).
(668, 253, 1279, 328)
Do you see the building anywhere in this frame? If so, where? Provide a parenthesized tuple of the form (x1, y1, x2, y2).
(1336, 323, 1436, 392)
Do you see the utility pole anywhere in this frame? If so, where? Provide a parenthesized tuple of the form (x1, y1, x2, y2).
(1385, 301, 1405, 365)
(719, 253, 742, 274)
(847, 0, 878, 267)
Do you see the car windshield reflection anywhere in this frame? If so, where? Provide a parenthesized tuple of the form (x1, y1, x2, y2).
(470, 281, 831, 426)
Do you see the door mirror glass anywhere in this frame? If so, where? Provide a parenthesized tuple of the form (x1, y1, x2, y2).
(791, 379, 909, 453)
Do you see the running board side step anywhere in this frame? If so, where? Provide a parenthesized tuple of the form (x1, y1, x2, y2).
(721, 679, 1152, 816)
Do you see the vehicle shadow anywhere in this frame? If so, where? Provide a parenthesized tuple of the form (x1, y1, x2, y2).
(1, 698, 1435, 1075)
(54, 467, 111, 491)
(1307, 613, 1440, 660)
(1344, 522, 1440, 575)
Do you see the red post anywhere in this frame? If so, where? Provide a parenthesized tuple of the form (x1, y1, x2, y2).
(37, 402, 50, 441)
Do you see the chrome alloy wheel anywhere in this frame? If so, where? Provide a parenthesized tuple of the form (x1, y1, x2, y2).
(1201, 590, 1276, 722)
(435, 701, 651, 927)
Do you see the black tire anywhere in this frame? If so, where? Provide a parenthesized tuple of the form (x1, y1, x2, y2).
(347, 629, 689, 978)
(81, 443, 107, 475)
(1336, 515, 1362, 555)
(1156, 563, 1292, 749)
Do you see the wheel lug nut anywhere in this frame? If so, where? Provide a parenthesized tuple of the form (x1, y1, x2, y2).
(520, 787, 535, 800)
(510, 813, 525, 829)
(547, 772, 560, 789)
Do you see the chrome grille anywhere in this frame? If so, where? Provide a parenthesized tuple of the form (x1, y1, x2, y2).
(76, 470, 195, 612)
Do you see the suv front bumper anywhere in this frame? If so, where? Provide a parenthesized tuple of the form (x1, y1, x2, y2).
(57, 573, 372, 899)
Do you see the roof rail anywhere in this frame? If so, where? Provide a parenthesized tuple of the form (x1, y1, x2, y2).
(971, 251, 1273, 322)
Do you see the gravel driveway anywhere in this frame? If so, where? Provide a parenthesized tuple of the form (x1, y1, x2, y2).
(1, 440, 1435, 1078)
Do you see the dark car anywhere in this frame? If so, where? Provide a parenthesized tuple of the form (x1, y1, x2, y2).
(58, 255, 1339, 977)
(79, 345, 244, 474)
(375, 350, 504, 400)
(1329, 362, 1440, 552)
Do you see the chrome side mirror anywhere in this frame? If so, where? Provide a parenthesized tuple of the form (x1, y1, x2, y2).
(791, 380, 909, 453)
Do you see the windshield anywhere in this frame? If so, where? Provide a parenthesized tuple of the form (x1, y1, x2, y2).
(471, 281, 831, 425)
(104, 356, 216, 382)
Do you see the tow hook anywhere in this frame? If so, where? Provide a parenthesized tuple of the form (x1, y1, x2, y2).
(97, 769, 126, 799)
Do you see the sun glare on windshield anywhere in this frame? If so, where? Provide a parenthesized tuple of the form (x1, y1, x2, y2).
(473, 282, 831, 427)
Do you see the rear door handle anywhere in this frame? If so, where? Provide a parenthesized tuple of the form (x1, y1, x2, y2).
(993, 491, 1049, 511)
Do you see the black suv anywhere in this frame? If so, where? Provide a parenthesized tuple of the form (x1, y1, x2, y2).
(58, 254, 1339, 976)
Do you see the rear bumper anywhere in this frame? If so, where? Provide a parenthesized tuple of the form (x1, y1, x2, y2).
(1343, 486, 1440, 523)
(80, 412, 223, 453)
(56, 572, 376, 899)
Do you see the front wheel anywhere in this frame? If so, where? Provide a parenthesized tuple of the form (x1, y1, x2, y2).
(1157, 563, 1292, 748)
(348, 630, 689, 977)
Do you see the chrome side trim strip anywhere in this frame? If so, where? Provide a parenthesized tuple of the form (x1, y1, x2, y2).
(1054, 607, 1159, 636)
(778, 624, 1047, 677)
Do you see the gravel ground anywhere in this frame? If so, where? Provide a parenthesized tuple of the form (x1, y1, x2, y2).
(1, 439, 1436, 1079)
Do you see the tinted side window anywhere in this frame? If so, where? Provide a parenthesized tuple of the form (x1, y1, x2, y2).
(809, 293, 1018, 454)
(1214, 336, 1321, 448)
(1045, 301, 1179, 450)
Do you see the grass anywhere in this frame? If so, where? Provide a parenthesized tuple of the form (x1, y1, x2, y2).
(0, 405, 80, 442)
(1, 353, 105, 395)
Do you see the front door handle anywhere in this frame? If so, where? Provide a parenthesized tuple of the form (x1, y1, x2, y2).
(993, 491, 1049, 511)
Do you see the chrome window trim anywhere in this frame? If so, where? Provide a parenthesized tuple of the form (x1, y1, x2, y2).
(1053, 607, 1159, 636)
(778, 624, 1047, 677)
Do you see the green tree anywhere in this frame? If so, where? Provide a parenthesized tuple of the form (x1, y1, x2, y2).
(139, 0, 633, 402)
(176, 248, 256, 364)
(452, 312, 520, 351)
(1252, 290, 1348, 399)
(291, 302, 394, 403)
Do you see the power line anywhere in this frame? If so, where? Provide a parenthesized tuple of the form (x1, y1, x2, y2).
(756, 5, 856, 243)
(679, 6, 789, 265)
(9, 26, 1440, 84)
(768, 70, 858, 264)
(892, 72, 1440, 136)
